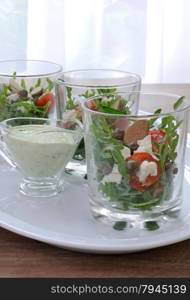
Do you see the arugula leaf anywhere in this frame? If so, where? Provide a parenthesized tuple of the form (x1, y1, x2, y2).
(97, 104, 125, 115)
(100, 181, 162, 211)
(12, 71, 17, 79)
(46, 78, 54, 92)
(97, 88, 117, 94)
(34, 78, 41, 88)
(80, 89, 96, 98)
(21, 79, 26, 89)
(65, 86, 77, 110)
(91, 116, 127, 181)
(149, 108, 162, 128)
(173, 96, 185, 110)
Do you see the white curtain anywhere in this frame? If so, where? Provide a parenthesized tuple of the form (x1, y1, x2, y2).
(0, 0, 190, 83)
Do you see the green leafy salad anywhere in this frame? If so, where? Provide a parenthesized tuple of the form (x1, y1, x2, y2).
(85, 95, 185, 230)
(63, 87, 129, 161)
(0, 73, 55, 121)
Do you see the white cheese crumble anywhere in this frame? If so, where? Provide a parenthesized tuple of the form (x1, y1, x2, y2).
(101, 96, 111, 103)
(121, 146, 131, 159)
(136, 160, 157, 183)
(134, 135, 158, 160)
(64, 109, 78, 120)
(101, 165, 122, 184)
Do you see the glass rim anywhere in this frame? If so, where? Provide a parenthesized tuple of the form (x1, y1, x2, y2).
(82, 91, 190, 118)
(0, 59, 63, 78)
(0, 117, 83, 133)
(56, 68, 141, 88)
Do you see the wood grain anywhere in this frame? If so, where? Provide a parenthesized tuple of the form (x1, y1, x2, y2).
(0, 227, 189, 278)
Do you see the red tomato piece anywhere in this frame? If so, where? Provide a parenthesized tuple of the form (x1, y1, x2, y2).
(126, 152, 161, 190)
(36, 93, 55, 113)
(149, 130, 167, 152)
(86, 100, 97, 111)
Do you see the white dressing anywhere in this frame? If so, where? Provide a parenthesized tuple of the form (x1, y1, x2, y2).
(5, 125, 77, 177)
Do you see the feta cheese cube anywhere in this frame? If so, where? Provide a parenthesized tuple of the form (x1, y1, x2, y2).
(121, 146, 131, 159)
(136, 160, 157, 183)
(134, 135, 158, 160)
(101, 165, 122, 184)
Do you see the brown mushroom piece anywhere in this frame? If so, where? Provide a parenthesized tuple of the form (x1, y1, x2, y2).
(31, 87, 44, 97)
(123, 119, 149, 146)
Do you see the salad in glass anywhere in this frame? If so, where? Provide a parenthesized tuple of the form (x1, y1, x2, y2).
(82, 92, 189, 231)
(0, 60, 62, 121)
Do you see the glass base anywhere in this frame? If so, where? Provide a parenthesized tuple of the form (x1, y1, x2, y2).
(90, 201, 181, 230)
(19, 177, 63, 197)
(65, 159, 87, 178)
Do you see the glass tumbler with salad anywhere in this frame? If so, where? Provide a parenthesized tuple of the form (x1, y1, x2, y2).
(82, 92, 190, 230)
(55, 69, 141, 177)
(0, 59, 62, 122)
(0, 60, 62, 165)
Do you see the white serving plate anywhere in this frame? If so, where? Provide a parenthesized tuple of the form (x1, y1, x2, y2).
(0, 140, 190, 254)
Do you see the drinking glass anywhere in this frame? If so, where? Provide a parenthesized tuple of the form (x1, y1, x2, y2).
(0, 59, 62, 121)
(55, 69, 141, 177)
(82, 92, 190, 230)
(0, 117, 83, 197)
(0, 60, 63, 165)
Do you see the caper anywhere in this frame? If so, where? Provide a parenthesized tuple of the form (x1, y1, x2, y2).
(173, 167, 178, 174)
(112, 130, 124, 140)
(18, 89, 28, 98)
(128, 142, 138, 151)
(165, 162, 173, 171)
(126, 160, 139, 174)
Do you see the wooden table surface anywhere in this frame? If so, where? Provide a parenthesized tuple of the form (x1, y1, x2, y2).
(0, 227, 190, 278)
(0, 84, 190, 278)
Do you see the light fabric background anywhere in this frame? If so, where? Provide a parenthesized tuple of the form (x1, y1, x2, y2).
(0, 0, 190, 83)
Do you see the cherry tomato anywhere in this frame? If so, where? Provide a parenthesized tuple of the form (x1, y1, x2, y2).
(86, 100, 97, 111)
(126, 152, 161, 190)
(149, 130, 167, 152)
(36, 93, 55, 113)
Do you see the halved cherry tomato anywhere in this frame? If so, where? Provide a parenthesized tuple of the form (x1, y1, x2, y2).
(86, 100, 97, 111)
(36, 92, 55, 113)
(149, 130, 167, 152)
(126, 152, 161, 190)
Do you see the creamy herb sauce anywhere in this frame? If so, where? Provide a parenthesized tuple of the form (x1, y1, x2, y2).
(5, 125, 76, 177)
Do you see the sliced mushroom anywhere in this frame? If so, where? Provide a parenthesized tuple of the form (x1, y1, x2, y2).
(31, 87, 44, 97)
(123, 120, 149, 146)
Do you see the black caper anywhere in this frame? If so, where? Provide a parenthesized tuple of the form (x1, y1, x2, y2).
(98, 160, 114, 176)
(165, 162, 173, 171)
(173, 167, 178, 174)
(128, 142, 138, 151)
(103, 164, 114, 175)
(112, 130, 124, 140)
(18, 89, 28, 98)
(126, 160, 139, 174)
